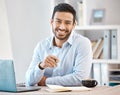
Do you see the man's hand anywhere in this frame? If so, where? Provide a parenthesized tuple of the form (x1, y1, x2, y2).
(40, 55, 59, 69)
(38, 76, 47, 86)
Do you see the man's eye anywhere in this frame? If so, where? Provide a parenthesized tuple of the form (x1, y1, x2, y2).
(65, 22, 71, 25)
(56, 21, 61, 23)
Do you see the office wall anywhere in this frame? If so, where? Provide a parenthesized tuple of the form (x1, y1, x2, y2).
(5, 0, 51, 82)
(86, 0, 120, 25)
(0, 0, 13, 59)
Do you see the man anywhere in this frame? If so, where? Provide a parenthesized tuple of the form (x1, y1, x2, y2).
(26, 3, 93, 86)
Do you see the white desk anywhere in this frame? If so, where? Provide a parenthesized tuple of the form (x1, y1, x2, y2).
(0, 85, 120, 95)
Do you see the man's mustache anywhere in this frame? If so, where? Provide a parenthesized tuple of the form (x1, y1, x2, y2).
(58, 28, 68, 32)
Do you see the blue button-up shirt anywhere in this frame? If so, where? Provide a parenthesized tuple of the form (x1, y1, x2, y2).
(26, 31, 93, 86)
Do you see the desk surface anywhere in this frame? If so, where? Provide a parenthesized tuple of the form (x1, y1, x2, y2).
(0, 85, 120, 95)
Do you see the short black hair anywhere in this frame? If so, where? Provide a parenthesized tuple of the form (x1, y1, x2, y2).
(52, 3, 76, 23)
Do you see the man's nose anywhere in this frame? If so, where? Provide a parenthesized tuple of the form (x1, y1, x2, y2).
(59, 23, 66, 30)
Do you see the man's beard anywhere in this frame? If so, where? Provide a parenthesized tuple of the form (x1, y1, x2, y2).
(53, 28, 71, 40)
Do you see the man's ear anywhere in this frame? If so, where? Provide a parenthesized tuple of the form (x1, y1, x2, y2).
(50, 19, 53, 25)
(74, 20, 77, 25)
(73, 20, 77, 28)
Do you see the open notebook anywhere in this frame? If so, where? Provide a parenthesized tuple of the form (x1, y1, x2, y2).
(0, 59, 41, 92)
(46, 84, 92, 92)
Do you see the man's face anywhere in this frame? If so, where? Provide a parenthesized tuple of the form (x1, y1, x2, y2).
(51, 12, 76, 41)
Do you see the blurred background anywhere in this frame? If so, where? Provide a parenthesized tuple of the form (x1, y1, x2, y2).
(0, 0, 120, 85)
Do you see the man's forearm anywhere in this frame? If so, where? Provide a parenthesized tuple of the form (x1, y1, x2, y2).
(26, 65, 45, 86)
(45, 73, 84, 86)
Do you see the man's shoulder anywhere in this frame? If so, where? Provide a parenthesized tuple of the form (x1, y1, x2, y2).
(72, 33, 92, 52)
(73, 33, 91, 43)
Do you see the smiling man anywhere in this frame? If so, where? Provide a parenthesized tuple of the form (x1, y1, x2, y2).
(26, 3, 93, 86)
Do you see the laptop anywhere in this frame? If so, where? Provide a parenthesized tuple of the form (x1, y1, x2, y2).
(0, 59, 41, 92)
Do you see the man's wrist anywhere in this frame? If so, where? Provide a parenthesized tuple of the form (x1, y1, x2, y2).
(38, 63, 44, 70)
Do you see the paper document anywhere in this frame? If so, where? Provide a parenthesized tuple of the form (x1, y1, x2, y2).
(46, 84, 92, 92)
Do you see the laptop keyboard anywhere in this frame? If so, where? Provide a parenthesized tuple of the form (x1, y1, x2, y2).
(16, 83, 26, 87)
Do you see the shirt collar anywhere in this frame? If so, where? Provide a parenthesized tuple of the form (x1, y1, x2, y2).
(67, 31, 74, 45)
(49, 35, 54, 49)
